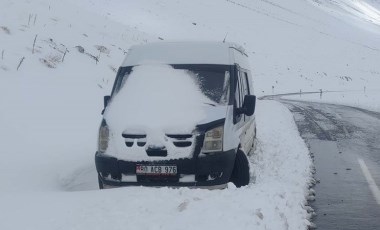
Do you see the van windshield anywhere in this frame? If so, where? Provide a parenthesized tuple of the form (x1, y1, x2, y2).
(178, 65, 230, 105)
(113, 64, 231, 106)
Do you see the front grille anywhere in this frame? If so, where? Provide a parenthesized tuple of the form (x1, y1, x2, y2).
(166, 134, 192, 139)
(166, 134, 193, 148)
(122, 133, 146, 147)
(173, 141, 192, 147)
(146, 148, 167, 157)
(122, 134, 146, 139)
(122, 132, 194, 157)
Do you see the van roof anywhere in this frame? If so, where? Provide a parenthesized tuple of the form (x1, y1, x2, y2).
(121, 41, 249, 68)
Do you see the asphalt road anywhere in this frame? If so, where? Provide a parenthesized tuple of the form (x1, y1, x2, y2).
(280, 99, 380, 230)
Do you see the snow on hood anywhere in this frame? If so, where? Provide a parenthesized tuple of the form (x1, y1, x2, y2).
(197, 105, 228, 125)
(104, 64, 216, 160)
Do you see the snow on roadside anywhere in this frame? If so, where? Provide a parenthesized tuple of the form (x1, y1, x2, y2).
(283, 90, 380, 113)
(0, 100, 313, 230)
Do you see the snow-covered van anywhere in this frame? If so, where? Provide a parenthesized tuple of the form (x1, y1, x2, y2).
(95, 41, 256, 189)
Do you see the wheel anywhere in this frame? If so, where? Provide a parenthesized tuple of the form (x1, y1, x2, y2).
(230, 150, 250, 187)
(98, 174, 104, 189)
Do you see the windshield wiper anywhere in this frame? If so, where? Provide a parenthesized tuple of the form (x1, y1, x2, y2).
(204, 102, 216, 107)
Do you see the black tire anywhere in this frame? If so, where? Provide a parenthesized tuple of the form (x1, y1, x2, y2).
(230, 150, 250, 187)
(98, 174, 104, 190)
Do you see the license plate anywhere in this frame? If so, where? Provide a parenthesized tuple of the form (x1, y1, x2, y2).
(136, 165, 177, 176)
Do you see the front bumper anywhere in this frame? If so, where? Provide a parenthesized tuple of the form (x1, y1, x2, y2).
(95, 149, 236, 187)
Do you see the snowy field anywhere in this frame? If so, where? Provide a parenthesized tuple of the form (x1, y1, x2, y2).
(1, 0, 380, 229)
(69, 0, 380, 95)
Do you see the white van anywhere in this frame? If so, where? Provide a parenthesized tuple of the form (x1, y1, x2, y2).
(95, 41, 256, 189)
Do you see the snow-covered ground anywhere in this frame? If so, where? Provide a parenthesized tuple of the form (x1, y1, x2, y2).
(0, 99, 313, 230)
(1, 0, 379, 229)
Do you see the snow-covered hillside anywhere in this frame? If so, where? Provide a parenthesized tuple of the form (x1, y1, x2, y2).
(309, 0, 380, 29)
(2, 0, 380, 94)
(1, 0, 379, 229)
(69, 0, 380, 95)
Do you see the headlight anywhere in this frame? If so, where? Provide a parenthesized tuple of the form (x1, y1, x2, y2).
(98, 123, 109, 152)
(202, 125, 223, 153)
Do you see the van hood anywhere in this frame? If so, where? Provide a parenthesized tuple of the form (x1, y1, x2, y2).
(196, 105, 228, 128)
(109, 105, 229, 135)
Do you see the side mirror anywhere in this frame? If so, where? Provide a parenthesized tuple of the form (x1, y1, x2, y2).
(102, 95, 111, 115)
(239, 95, 256, 116)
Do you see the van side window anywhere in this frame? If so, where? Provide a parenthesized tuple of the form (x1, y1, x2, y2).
(234, 71, 243, 123)
(239, 72, 245, 107)
(114, 73, 129, 95)
(235, 72, 241, 108)
(240, 71, 250, 122)
(111, 68, 132, 96)
(244, 72, 250, 95)
(235, 69, 251, 123)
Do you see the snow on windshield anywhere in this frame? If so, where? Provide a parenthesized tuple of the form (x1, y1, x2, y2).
(113, 65, 231, 105)
(190, 67, 230, 105)
(104, 64, 213, 160)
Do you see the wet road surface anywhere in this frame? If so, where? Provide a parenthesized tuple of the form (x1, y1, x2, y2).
(281, 100, 380, 230)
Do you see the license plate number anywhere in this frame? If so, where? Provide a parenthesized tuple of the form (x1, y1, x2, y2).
(136, 165, 177, 176)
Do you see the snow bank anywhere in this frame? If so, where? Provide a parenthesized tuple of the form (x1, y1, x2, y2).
(1, 100, 313, 230)
(104, 64, 212, 160)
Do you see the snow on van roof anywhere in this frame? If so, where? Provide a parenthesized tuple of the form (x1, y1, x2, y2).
(121, 41, 247, 67)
